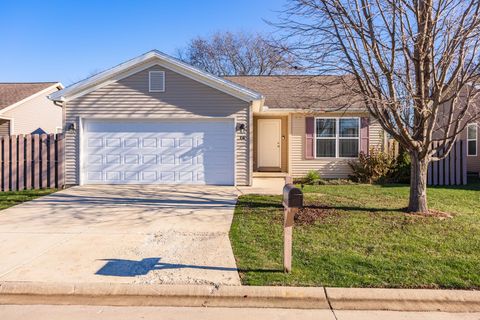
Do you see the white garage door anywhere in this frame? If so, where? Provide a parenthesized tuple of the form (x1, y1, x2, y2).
(82, 119, 235, 185)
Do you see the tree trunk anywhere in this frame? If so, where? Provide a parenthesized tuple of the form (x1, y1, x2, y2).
(408, 151, 429, 213)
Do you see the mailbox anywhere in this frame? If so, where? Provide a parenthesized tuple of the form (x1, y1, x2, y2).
(283, 184, 303, 208)
(282, 182, 303, 273)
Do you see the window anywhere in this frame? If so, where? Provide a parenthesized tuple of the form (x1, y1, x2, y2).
(315, 118, 360, 158)
(467, 123, 477, 156)
(149, 71, 165, 92)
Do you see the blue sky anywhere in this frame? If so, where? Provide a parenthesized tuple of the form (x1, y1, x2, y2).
(0, 0, 284, 85)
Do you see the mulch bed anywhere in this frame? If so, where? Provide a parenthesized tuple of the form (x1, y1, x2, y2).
(294, 205, 338, 225)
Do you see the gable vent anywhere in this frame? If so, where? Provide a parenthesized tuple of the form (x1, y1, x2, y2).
(149, 71, 165, 92)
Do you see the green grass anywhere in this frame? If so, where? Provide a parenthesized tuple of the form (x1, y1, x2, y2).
(0, 189, 56, 211)
(229, 179, 480, 288)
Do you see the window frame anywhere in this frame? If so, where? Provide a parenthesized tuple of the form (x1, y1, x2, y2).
(314, 117, 360, 159)
(148, 71, 165, 92)
(467, 123, 478, 157)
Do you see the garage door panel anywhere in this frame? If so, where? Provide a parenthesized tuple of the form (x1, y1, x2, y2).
(88, 154, 103, 164)
(125, 138, 139, 148)
(83, 119, 235, 185)
(125, 154, 141, 164)
(160, 171, 175, 182)
(160, 155, 175, 164)
(85, 120, 231, 132)
(87, 171, 103, 181)
(124, 171, 140, 181)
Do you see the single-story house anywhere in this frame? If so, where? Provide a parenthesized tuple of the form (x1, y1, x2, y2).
(0, 82, 63, 135)
(49, 50, 385, 186)
(465, 121, 479, 175)
(432, 89, 480, 180)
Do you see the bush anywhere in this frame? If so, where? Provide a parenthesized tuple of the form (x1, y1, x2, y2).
(303, 170, 321, 185)
(390, 151, 411, 183)
(349, 148, 395, 183)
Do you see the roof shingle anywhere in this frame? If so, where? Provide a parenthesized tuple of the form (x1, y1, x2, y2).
(0, 82, 59, 110)
(224, 75, 365, 111)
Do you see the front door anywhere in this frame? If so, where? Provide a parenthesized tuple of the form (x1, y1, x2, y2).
(257, 119, 282, 169)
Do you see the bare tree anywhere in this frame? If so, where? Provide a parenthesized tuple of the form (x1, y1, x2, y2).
(276, 0, 480, 213)
(177, 31, 296, 76)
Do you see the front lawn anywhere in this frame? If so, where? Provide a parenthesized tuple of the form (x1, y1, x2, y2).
(229, 180, 480, 288)
(0, 189, 56, 211)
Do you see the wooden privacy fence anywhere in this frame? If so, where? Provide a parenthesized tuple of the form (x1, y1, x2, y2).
(428, 140, 467, 186)
(1, 134, 65, 191)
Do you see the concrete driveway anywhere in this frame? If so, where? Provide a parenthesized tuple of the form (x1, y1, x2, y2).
(0, 185, 241, 285)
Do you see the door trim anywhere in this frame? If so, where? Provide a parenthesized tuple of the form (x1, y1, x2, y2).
(257, 118, 282, 169)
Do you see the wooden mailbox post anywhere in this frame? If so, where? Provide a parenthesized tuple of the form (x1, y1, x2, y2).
(282, 179, 303, 273)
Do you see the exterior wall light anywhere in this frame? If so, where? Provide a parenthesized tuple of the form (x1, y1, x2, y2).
(236, 123, 246, 134)
(66, 122, 76, 132)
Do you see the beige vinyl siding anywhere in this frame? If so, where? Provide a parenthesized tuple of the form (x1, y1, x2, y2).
(0, 119, 10, 136)
(290, 113, 385, 178)
(369, 117, 385, 150)
(65, 65, 251, 186)
(3, 87, 62, 134)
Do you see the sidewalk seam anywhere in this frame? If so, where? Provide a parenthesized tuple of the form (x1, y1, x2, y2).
(323, 287, 338, 320)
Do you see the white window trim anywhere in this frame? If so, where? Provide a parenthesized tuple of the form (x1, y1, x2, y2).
(149, 71, 165, 92)
(314, 117, 360, 159)
(467, 123, 478, 157)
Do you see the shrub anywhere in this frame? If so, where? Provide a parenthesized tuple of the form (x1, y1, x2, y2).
(390, 151, 411, 183)
(349, 148, 395, 183)
(304, 170, 321, 185)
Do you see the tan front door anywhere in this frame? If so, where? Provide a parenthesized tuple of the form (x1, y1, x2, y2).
(257, 119, 282, 168)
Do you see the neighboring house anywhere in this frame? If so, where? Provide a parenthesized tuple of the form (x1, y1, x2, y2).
(0, 82, 63, 135)
(49, 50, 385, 186)
(465, 121, 479, 175)
(432, 90, 480, 179)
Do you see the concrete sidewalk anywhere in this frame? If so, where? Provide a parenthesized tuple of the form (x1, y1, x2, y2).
(237, 177, 285, 195)
(1, 282, 479, 313)
(1, 305, 479, 320)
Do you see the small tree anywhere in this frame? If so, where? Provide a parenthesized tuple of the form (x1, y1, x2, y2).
(277, 0, 480, 213)
(177, 31, 296, 76)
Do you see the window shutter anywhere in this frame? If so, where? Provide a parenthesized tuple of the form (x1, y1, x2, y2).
(305, 117, 315, 159)
(360, 117, 370, 155)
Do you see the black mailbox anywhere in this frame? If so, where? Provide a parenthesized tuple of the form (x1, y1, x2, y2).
(283, 184, 303, 208)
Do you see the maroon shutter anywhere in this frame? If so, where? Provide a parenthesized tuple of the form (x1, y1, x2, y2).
(305, 117, 315, 159)
(360, 117, 370, 155)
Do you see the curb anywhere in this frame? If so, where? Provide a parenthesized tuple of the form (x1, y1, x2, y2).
(0, 282, 329, 309)
(0, 282, 479, 312)
(326, 287, 480, 312)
